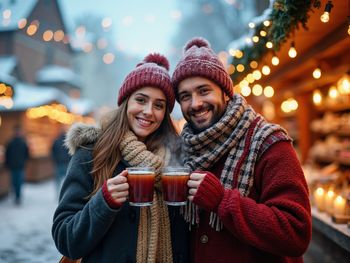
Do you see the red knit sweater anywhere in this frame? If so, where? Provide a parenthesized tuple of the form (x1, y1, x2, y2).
(191, 141, 311, 263)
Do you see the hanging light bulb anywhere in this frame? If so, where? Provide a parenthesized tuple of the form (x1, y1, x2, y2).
(313, 90, 322, 106)
(312, 68, 322, 79)
(288, 42, 297, 58)
(320, 1, 334, 23)
(347, 16, 350, 36)
(271, 56, 279, 66)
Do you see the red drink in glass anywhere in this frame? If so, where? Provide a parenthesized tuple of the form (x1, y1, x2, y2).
(161, 167, 190, 206)
(126, 167, 155, 206)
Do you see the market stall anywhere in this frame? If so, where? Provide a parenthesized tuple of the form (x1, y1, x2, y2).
(227, 0, 350, 259)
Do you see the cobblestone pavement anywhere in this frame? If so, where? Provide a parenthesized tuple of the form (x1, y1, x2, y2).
(0, 180, 61, 263)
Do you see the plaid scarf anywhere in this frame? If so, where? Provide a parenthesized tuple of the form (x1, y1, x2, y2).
(181, 94, 291, 230)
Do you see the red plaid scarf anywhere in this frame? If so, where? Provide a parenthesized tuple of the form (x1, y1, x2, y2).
(181, 94, 291, 230)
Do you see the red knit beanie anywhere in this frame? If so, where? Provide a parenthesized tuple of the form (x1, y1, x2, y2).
(172, 37, 233, 100)
(118, 53, 175, 111)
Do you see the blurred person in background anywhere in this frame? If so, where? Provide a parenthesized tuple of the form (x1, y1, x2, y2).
(5, 125, 30, 205)
(52, 53, 189, 263)
(51, 127, 71, 197)
(171, 37, 311, 263)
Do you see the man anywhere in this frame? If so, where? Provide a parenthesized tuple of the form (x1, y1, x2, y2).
(5, 125, 29, 205)
(172, 37, 311, 263)
(51, 129, 71, 196)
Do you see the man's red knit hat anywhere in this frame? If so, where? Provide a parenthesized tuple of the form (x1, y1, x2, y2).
(172, 37, 233, 99)
(118, 53, 175, 111)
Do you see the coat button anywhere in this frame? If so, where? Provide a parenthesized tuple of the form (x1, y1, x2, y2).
(200, 234, 208, 244)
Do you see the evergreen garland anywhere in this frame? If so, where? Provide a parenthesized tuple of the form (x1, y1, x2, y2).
(230, 0, 316, 83)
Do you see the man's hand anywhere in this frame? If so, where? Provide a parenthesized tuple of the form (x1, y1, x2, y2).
(188, 172, 206, 202)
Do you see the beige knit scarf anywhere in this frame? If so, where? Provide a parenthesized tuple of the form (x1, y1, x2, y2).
(119, 130, 173, 263)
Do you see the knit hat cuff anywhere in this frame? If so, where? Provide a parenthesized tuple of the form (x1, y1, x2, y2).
(118, 71, 174, 110)
(173, 59, 233, 100)
(117, 53, 175, 112)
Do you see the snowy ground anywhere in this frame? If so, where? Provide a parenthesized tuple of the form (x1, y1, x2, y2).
(0, 180, 61, 263)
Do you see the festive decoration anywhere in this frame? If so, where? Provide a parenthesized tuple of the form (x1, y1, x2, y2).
(320, 1, 334, 23)
(229, 0, 316, 83)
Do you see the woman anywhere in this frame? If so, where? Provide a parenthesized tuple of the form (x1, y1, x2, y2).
(52, 54, 188, 263)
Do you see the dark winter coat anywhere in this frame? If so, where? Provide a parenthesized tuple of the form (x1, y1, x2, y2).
(51, 124, 189, 263)
(5, 136, 29, 169)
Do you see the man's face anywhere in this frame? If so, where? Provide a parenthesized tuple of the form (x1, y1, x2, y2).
(177, 77, 228, 133)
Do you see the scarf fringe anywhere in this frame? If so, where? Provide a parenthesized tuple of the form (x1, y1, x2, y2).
(209, 212, 223, 231)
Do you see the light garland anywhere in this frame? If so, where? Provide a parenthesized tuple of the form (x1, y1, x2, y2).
(320, 1, 334, 23)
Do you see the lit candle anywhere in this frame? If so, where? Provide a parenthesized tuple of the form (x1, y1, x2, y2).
(333, 195, 346, 215)
(313, 187, 325, 211)
(324, 190, 335, 214)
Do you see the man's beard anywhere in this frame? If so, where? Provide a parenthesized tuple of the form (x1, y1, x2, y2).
(187, 104, 225, 133)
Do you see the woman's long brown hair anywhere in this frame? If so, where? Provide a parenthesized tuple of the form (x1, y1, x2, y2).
(89, 99, 178, 197)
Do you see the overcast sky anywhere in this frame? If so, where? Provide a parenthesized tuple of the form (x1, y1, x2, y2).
(59, 0, 180, 56)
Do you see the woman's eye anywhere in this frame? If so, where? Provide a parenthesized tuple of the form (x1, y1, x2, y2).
(154, 103, 165, 110)
(135, 97, 145, 103)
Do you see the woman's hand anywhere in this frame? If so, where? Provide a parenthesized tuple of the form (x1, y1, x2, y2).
(106, 170, 129, 203)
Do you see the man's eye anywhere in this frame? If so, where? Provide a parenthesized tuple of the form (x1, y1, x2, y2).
(199, 89, 210, 95)
(179, 94, 190, 101)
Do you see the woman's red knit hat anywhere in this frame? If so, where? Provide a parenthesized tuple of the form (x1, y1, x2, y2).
(172, 37, 233, 100)
(118, 53, 175, 111)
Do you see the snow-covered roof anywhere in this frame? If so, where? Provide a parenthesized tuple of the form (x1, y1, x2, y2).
(0, 82, 94, 115)
(0, 55, 17, 74)
(0, 0, 38, 32)
(0, 72, 16, 86)
(35, 65, 83, 89)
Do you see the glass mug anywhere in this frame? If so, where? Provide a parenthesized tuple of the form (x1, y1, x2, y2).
(161, 166, 190, 206)
(126, 167, 155, 206)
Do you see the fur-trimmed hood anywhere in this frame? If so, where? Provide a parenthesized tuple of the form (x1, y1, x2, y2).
(65, 123, 101, 155)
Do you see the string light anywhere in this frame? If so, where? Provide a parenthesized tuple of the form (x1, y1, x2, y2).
(263, 86, 274, 98)
(250, 61, 258, 69)
(320, 1, 333, 23)
(263, 20, 271, 27)
(266, 41, 273, 49)
(252, 84, 263, 96)
(313, 89, 322, 105)
(271, 56, 279, 66)
(248, 22, 255, 28)
(236, 64, 245, 72)
(260, 30, 267, 37)
(348, 16, 350, 36)
(252, 36, 259, 43)
(103, 53, 115, 64)
(281, 98, 298, 113)
(312, 68, 322, 79)
(328, 86, 338, 99)
(262, 65, 271, 75)
(288, 42, 297, 58)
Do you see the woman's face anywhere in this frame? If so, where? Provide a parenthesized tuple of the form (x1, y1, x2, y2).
(127, 86, 167, 141)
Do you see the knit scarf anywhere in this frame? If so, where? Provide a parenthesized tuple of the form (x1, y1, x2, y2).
(181, 94, 291, 230)
(119, 130, 173, 263)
